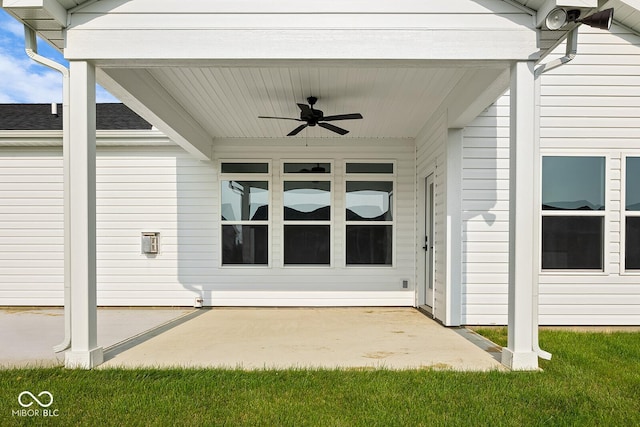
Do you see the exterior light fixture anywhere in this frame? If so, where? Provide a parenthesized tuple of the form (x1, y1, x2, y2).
(576, 8, 614, 30)
(545, 7, 614, 31)
(545, 8, 568, 30)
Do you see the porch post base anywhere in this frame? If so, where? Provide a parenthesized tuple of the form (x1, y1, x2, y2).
(501, 347, 538, 371)
(65, 347, 104, 369)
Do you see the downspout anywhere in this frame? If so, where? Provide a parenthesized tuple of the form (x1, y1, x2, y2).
(24, 26, 71, 353)
(534, 28, 578, 78)
(529, 28, 579, 362)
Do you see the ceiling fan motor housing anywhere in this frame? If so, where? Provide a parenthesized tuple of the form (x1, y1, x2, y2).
(302, 110, 323, 125)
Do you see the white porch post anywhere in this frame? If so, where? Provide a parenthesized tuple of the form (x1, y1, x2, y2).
(64, 61, 103, 369)
(502, 61, 539, 371)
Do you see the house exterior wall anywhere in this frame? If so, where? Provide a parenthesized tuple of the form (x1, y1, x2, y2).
(0, 139, 417, 307)
(462, 24, 640, 325)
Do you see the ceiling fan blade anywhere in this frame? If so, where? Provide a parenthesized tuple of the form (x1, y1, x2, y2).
(318, 122, 349, 135)
(321, 113, 363, 122)
(287, 124, 308, 136)
(258, 116, 303, 121)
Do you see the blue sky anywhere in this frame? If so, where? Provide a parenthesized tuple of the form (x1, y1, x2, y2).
(0, 9, 118, 103)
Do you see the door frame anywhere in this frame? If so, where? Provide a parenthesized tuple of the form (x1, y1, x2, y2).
(417, 172, 436, 314)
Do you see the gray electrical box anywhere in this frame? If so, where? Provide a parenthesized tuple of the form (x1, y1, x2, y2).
(141, 232, 159, 254)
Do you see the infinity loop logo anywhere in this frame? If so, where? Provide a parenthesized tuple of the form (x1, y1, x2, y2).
(18, 391, 53, 408)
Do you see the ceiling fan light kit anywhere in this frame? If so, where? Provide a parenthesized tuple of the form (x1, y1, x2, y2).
(259, 96, 363, 136)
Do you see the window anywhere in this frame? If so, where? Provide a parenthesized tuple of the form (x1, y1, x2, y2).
(541, 156, 605, 270)
(220, 163, 269, 265)
(283, 163, 332, 265)
(625, 157, 640, 270)
(346, 162, 394, 174)
(345, 163, 394, 265)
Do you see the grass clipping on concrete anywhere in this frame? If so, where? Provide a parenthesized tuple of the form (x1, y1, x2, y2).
(1, 329, 639, 426)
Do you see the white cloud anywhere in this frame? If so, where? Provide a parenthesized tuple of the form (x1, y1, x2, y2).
(3, 16, 23, 38)
(1, 10, 120, 103)
(0, 46, 120, 103)
(0, 48, 64, 103)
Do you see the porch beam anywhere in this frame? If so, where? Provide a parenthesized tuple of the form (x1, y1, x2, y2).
(502, 61, 539, 371)
(97, 68, 213, 161)
(64, 60, 103, 369)
(65, 29, 538, 62)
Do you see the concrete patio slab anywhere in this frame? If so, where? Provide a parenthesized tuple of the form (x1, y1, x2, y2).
(0, 307, 193, 368)
(100, 307, 504, 371)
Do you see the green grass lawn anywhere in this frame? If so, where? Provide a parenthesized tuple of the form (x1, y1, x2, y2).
(1, 329, 639, 426)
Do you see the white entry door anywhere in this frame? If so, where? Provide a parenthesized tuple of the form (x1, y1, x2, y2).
(424, 174, 435, 310)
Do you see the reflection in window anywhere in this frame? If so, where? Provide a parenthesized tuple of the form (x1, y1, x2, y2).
(283, 181, 331, 265)
(221, 181, 269, 221)
(346, 181, 393, 221)
(541, 156, 605, 271)
(626, 217, 640, 269)
(283, 163, 331, 174)
(345, 177, 394, 266)
(220, 173, 269, 266)
(346, 225, 392, 265)
(626, 158, 640, 270)
(221, 163, 269, 174)
(542, 216, 603, 269)
(283, 225, 330, 265)
(542, 156, 605, 210)
(346, 163, 394, 174)
(284, 181, 331, 221)
(222, 225, 268, 265)
(626, 157, 640, 211)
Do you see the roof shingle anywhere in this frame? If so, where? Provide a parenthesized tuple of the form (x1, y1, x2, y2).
(0, 103, 152, 131)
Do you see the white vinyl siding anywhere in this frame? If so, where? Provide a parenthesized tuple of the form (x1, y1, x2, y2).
(96, 146, 217, 306)
(461, 95, 510, 325)
(0, 148, 64, 305)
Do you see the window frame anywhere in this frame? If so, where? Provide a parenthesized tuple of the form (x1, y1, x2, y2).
(344, 160, 396, 268)
(539, 153, 609, 274)
(281, 160, 334, 267)
(219, 160, 272, 268)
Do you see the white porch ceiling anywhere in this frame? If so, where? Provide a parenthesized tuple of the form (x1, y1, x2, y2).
(95, 62, 510, 150)
(143, 66, 469, 139)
